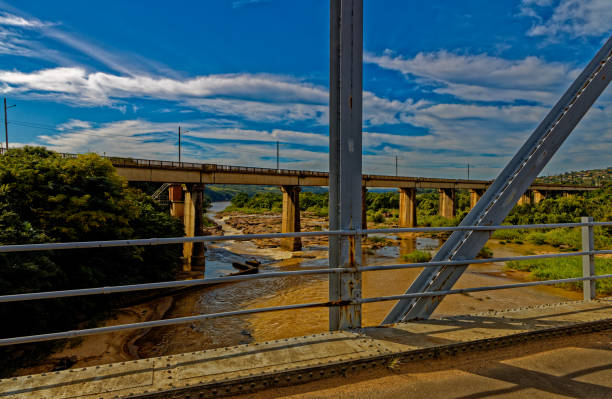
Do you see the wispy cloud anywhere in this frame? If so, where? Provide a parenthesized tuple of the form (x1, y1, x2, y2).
(365, 49, 576, 104)
(0, 11, 49, 28)
(0, 67, 327, 105)
(520, 0, 612, 39)
(0, 65, 430, 126)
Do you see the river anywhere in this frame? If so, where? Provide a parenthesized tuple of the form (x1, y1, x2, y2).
(131, 202, 580, 358)
(13, 202, 581, 375)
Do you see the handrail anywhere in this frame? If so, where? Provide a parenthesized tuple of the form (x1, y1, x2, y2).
(0, 220, 610, 347)
(0, 221, 610, 253)
(1, 249, 610, 304)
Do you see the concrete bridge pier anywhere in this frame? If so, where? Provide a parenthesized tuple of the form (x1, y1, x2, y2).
(184, 184, 206, 269)
(469, 189, 485, 209)
(517, 192, 531, 206)
(399, 188, 417, 228)
(533, 189, 547, 204)
(439, 188, 455, 219)
(281, 185, 301, 251)
(168, 184, 206, 269)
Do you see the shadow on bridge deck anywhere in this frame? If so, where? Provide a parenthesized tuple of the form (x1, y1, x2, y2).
(1, 298, 611, 399)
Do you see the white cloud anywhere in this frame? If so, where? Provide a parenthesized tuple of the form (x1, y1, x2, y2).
(365, 50, 575, 104)
(0, 65, 436, 126)
(0, 67, 328, 105)
(57, 119, 92, 130)
(0, 12, 47, 28)
(522, 0, 612, 39)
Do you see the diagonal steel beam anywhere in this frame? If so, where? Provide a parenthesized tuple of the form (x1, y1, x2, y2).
(383, 35, 612, 324)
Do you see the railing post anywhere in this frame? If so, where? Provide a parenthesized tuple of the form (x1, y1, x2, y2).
(581, 216, 596, 300)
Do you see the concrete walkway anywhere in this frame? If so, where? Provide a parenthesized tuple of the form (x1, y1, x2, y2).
(1, 298, 611, 399)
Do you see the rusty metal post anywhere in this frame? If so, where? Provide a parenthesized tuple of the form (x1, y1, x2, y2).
(328, 0, 363, 331)
(581, 216, 595, 300)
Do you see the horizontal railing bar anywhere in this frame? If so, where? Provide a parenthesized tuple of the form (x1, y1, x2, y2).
(0, 300, 345, 347)
(358, 249, 612, 272)
(362, 221, 612, 235)
(2, 274, 611, 347)
(359, 274, 612, 305)
(0, 222, 610, 253)
(0, 268, 353, 303)
(0, 230, 352, 253)
(2, 250, 611, 303)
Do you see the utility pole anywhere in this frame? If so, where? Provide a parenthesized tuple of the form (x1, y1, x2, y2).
(3, 98, 16, 151)
(276, 140, 279, 170)
(178, 126, 181, 163)
(395, 156, 398, 177)
(467, 164, 470, 180)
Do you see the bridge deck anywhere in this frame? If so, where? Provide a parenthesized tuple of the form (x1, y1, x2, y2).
(2, 298, 611, 399)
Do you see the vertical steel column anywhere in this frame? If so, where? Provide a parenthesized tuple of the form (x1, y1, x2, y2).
(581, 216, 596, 300)
(329, 0, 363, 331)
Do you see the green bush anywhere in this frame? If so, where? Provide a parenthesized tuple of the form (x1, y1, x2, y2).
(403, 250, 432, 263)
(491, 228, 525, 241)
(477, 246, 493, 259)
(372, 211, 384, 223)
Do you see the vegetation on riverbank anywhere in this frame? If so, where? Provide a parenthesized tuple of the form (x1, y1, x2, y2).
(492, 184, 612, 249)
(0, 147, 184, 374)
(506, 257, 612, 296)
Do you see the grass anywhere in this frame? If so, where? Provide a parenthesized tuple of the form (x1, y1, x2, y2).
(403, 250, 432, 263)
(506, 256, 612, 295)
(220, 205, 280, 214)
(492, 227, 612, 251)
(491, 228, 525, 241)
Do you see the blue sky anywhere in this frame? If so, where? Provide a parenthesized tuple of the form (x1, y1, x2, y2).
(0, 0, 610, 179)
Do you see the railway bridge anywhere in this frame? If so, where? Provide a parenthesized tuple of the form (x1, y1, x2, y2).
(107, 155, 598, 264)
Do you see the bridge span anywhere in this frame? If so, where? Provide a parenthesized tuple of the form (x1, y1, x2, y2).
(102, 155, 599, 262)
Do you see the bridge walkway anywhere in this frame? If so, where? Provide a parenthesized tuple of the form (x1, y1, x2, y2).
(1, 298, 611, 398)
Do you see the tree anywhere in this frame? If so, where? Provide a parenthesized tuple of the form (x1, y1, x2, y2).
(0, 147, 183, 373)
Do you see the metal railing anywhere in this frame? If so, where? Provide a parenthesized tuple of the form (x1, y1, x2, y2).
(0, 219, 611, 347)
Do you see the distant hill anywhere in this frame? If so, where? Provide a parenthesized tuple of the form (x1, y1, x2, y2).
(535, 167, 611, 186)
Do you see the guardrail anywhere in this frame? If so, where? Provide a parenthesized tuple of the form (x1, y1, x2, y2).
(0, 219, 611, 347)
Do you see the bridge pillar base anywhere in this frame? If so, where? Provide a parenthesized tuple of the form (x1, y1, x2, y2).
(533, 190, 546, 204)
(399, 188, 417, 228)
(170, 184, 206, 271)
(281, 185, 301, 251)
(517, 192, 531, 206)
(469, 189, 485, 209)
(439, 188, 455, 219)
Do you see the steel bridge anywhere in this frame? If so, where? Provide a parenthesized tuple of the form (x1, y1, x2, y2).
(0, 0, 611, 397)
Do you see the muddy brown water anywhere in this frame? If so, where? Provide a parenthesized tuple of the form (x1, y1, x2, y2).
(132, 202, 581, 358)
